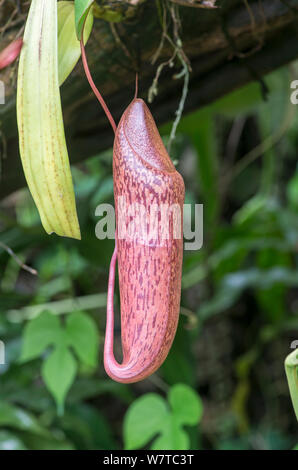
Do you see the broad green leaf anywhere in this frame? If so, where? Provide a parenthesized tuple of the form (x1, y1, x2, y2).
(66, 311, 99, 367)
(17, 0, 81, 239)
(20, 310, 100, 411)
(285, 349, 298, 421)
(74, 0, 94, 40)
(124, 394, 168, 450)
(0, 431, 27, 450)
(20, 311, 61, 362)
(0, 402, 50, 436)
(169, 384, 203, 426)
(58, 1, 93, 85)
(123, 385, 203, 450)
(151, 417, 189, 451)
(42, 344, 77, 414)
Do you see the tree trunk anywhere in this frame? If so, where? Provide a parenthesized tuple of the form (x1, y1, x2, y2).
(0, 0, 298, 199)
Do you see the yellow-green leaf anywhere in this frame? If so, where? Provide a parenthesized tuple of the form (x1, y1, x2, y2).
(17, 0, 81, 240)
(285, 349, 298, 421)
(58, 1, 93, 86)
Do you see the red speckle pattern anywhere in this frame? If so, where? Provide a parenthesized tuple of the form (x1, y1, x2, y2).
(104, 99, 185, 383)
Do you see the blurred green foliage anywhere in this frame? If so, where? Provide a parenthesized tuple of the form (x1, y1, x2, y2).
(0, 64, 298, 450)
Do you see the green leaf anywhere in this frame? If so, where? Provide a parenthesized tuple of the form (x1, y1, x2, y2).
(0, 402, 50, 437)
(198, 267, 298, 322)
(23, 433, 74, 450)
(287, 172, 298, 209)
(62, 403, 117, 450)
(255, 249, 290, 323)
(151, 417, 189, 451)
(20, 311, 61, 362)
(285, 349, 298, 421)
(17, 0, 81, 240)
(124, 394, 168, 450)
(0, 431, 27, 450)
(169, 384, 203, 426)
(42, 344, 77, 414)
(234, 194, 268, 226)
(175, 113, 219, 225)
(66, 311, 99, 368)
(123, 385, 203, 450)
(74, 0, 94, 40)
(58, 1, 93, 85)
(20, 310, 100, 411)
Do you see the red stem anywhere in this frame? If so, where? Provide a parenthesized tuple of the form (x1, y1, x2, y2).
(134, 73, 139, 100)
(80, 27, 119, 373)
(80, 39, 117, 134)
(104, 241, 117, 365)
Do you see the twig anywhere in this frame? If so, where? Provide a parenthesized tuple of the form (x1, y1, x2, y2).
(110, 22, 138, 71)
(180, 306, 198, 329)
(225, 116, 247, 167)
(149, 0, 191, 106)
(0, 241, 38, 276)
(169, 2, 192, 70)
(147, 374, 169, 392)
(242, 0, 265, 53)
(219, 116, 246, 206)
(7, 293, 107, 322)
(167, 56, 189, 153)
(148, 50, 177, 103)
(0, 6, 18, 38)
(151, 2, 168, 65)
(167, 2, 191, 152)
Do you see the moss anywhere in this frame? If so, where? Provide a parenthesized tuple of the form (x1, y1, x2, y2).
(93, 0, 146, 23)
